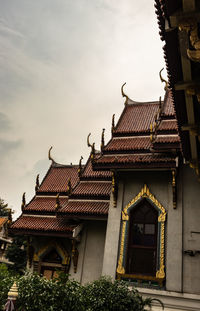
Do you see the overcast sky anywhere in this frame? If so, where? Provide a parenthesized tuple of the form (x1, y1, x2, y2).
(0, 0, 166, 218)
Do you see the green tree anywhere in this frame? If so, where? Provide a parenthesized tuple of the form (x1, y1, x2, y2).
(5, 236, 27, 275)
(0, 198, 10, 216)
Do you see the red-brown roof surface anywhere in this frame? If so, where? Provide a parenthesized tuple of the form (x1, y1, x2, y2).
(158, 119, 178, 131)
(60, 201, 109, 215)
(104, 137, 152, 152)
(155, 135, 180, 144)
(93, 90, 180, 170)
(11, 215, 76, 233)
(72, 182, 111, 198)
(114, 101, 159, 134)
(94, 154, 177, 168)
(24, 196, 68, 213)
(38, 164, 79, 193)
(82, 156, 111, 179)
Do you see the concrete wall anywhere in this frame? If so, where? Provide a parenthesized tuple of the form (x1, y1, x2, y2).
(182, 166, 200, 294)
(102, 169, 184, 292)
(30, 220, 107, 285)
(80, 220, 107, 284)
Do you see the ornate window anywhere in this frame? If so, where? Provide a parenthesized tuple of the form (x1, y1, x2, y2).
(117, 184, 166, 286)
(33, 241, 70, 278)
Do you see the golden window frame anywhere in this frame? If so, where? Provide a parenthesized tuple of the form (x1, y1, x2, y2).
(116, 184, 166, 285)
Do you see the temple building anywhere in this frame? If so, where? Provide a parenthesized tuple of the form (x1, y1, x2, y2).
(9, 0, 200, 309)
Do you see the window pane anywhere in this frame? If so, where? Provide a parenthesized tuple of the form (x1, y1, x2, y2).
(145, 224, 155, 235)
(132, 224, 143, 245)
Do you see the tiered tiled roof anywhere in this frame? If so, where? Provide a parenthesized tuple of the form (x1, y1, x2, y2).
(93, 90, 180, 170)
(10, 161, 80, 235)
(11, 216, 77, 237)
(37, 162, 79, 194)
(59, 155, 111, 217)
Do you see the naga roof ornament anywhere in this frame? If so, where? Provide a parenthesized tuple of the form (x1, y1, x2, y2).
(21, 192, 26, 211)
(87, 133, 95, 160)
(78, 156, 83, 177)
(67, 179, 72, 195)
(159, 68, 168, 90)
(48, 146, 56, 164)
(101, 128, 105, 152)
(121, 83, 129, 105)
(111, 114, 115, 133)
(35, 174, 40, 192)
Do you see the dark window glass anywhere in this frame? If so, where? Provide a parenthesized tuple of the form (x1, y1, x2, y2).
(126, 200, 158, 276)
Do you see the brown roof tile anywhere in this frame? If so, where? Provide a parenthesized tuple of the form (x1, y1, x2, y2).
(162, 90, 176, 116)
(11, 216, 76, 233)
(82, 156, 111, 179)
(114, 102, 159, 134)
(72, 182, 111, 198)
(155, 135, 180, 144)
(60, 201, 109, 215)
(94, 154, 177, 168)
(104, 137, 152, 152)
(38, 164, 79, 193)
(158, 119, 178, 131)
(24, 196, 68, 213)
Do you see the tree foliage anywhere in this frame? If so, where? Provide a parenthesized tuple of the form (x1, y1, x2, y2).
(5, 236, 27, 274)
(0, 264, 14, 310)
(0, 272, 159, 311)
(0, 198, 9, 217)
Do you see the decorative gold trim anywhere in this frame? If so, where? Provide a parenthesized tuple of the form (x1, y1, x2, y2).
(67, 179, 72, 195)
(172, 169, 177, 209)
(179, 20, 200, 63)
(116, 220, 126, 274)
(33, 241, 70, 265)
(112, 172, 118, 207)
(156, 222, 165, 280)
(55, 193, 60, 210)
(117, 184, 166, 281)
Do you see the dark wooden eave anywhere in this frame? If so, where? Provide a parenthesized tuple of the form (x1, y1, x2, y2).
(155, 0, 200, 178)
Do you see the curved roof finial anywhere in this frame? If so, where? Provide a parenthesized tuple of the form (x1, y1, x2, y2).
(121, 83, 129, 105)
(21, 192, 26, 211)
(159, 68, 168, 90)
(67, 178, 72, 195)
(87, 133, 92, 148)
(101, 128, 105, 152)
(111, 114, 115, 133)
(87, 133, 95, 160)
(48, 146, 55, 163)
(35, 174, 40, 192)
(78, 156, 83, 177)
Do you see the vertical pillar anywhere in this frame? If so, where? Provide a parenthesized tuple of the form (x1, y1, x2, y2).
(102, 180, 124, 278)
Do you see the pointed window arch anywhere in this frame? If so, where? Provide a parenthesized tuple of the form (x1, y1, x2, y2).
(117, 184, 166, 285)
(33, 241, 70, 279)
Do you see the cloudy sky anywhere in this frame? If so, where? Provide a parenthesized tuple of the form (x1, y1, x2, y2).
(0, 0, 166, 218)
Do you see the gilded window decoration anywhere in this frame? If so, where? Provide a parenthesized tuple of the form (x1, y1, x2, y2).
(33, 241, 70, 274)
(116, 184, 166, 286)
